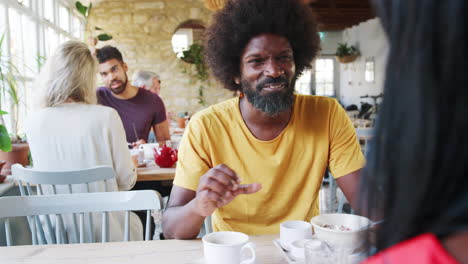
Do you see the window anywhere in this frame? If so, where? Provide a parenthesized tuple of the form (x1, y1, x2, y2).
(295, 69, 312, 95)
(365, 57, 375, 83)
(315, 59, 335, 97)
(0, 0, 84, 134)
(58, 5, 69, 31)
(295, 58, 336, 97)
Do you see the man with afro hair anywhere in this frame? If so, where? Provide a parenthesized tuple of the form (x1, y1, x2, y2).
(163, 0, 365, 239)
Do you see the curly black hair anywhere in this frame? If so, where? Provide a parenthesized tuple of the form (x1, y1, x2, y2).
(205, 0, 321, 92)
(96, 45, 124, 64)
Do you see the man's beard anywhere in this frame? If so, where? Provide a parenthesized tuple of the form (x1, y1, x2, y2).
(108, 75, 128, 95)
(242, 76, 295, 116)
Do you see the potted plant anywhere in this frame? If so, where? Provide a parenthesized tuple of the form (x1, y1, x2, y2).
(0, 111, 11, 183)
(75, 1, 112, 42)
(0, 34, 30, 175)
(335, 43, 360, 63)
(180, 44, 209, 106)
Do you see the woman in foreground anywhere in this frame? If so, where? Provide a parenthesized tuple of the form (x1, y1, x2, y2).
(361, 0, 467, 263)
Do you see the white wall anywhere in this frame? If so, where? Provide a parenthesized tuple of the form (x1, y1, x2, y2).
(320, 31, 342, 55)
(338, 18, 388, 107)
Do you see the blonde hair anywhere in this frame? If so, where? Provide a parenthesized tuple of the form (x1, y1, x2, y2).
(37, 41, 97, 107)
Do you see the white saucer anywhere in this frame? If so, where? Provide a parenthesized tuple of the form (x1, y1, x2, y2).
(273, 239, 304, 264)
(273, 238, 367, 264)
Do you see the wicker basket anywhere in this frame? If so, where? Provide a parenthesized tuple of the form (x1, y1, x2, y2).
(336, 55, 358, 64)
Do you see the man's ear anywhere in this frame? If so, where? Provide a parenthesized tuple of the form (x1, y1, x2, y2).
(234, 77, 240, 85)
(123, 62, 128, 72)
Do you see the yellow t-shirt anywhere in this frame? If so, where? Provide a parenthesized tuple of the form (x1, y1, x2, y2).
(174, 94, 365, 235)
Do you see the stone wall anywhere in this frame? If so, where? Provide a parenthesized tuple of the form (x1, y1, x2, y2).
(88, 0, 234, 116)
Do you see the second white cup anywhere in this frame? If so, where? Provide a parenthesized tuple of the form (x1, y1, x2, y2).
(280, 220, 313, 250)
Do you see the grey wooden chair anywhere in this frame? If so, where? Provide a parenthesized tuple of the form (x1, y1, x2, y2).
(0, 190, 162, 246)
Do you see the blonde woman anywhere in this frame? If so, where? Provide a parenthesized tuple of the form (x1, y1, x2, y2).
(25, 41, 142, 243)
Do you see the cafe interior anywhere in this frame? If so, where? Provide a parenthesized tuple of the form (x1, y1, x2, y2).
(0, 0, 466, 263)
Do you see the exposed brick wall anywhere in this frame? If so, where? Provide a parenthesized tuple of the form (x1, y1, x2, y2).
(88, 0, 234, 116)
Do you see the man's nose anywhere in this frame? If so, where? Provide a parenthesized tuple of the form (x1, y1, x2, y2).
(108, 72, 116, 81)
(264, 59, 284, 78)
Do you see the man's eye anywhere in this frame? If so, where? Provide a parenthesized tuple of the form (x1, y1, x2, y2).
(248, 59, 263, 64)
(280, 56, 292, 61)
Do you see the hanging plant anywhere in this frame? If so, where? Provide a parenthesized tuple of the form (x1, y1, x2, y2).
(75, 1, 113, 42)
(335, 43, 360, 63)
(180, 44, 209, 106)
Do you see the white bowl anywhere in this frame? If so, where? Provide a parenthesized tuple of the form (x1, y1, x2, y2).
(310, 213, 372, 252)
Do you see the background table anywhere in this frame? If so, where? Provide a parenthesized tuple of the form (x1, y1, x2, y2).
(0, 234, 286, 264)
(136, 162, 176, 182)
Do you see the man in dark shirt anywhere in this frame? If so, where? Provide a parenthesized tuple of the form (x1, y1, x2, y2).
(96, 46, 172, 239)
(96, 46, 170, 147)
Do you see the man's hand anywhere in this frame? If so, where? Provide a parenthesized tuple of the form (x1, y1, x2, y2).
(193, 164, 262, 217)
(131, 139, 146, 148)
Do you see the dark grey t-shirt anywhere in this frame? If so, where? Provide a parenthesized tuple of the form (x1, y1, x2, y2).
(97, 87, 166, 143)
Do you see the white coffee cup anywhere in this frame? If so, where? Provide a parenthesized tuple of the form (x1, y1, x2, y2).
(202, 231, 256, 264)
(138, 143, 159, 160)
(280, 220, 313, 251)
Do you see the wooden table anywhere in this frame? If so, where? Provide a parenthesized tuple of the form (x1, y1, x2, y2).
(136, 161, 176, 182)
(0, 234, 286, 264)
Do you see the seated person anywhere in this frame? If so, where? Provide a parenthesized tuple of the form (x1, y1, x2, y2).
(162, 0, 365, 239)
(131, 70, 166, 144)
(361, 0, 467, 263)
(25, 41, 142, 242)
(132, 70, 162, 96)
(95, 46, 170, 147)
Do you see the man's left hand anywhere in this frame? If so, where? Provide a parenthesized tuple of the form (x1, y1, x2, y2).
(132, 139, 146, 148)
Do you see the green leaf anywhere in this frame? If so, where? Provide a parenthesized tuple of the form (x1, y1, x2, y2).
(95, 27, 102, 30)
(0, 110, 8, 115)
(0, 125, 12, 152)
(75, 1, 88, 17)
(97, 34, 112, 41)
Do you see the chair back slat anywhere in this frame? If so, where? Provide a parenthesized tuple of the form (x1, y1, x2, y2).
(34, 215, 47, 244)
(124, 211, 130, 242)
(104, 180, 108, 192)
(101, 212, 108, 243)
(26, 183, 33, 196)
(55, 215, 61, 244)
(31, 216, 37, 245)
(79, 213, 85, 244)
(87, 213, 94, 243)
(5, 219, 12, 246)
(43, 214, 56, 244)
(18, 180, 26, 196)
(145, 210, 151, 241)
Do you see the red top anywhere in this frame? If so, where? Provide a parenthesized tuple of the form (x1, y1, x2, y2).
(363, 233, 459, 264)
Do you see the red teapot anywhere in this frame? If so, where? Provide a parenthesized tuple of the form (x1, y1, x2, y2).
(153, 145, 178, 168)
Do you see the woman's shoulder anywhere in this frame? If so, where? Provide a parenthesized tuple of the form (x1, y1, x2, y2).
(363, 233, 460, 264)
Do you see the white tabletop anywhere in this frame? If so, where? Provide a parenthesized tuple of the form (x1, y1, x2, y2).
(0, 234, 286, 264)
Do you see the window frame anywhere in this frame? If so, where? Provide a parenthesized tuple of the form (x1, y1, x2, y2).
(0, 0, 85, 134)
